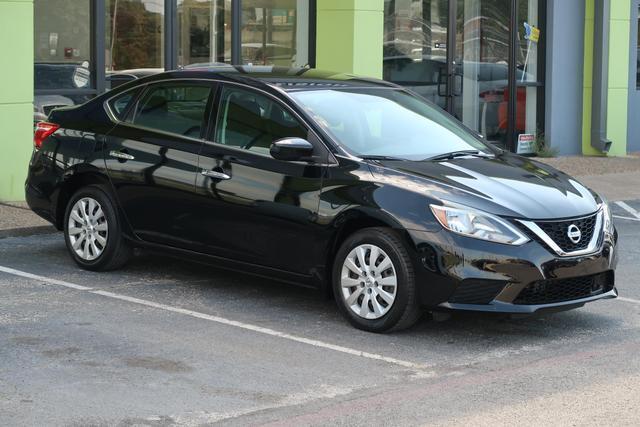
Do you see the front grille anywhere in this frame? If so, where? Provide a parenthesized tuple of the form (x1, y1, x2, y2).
(536, 214, 598, 252)
(516, 212, 600, 254)
(449, 280, 508, 305)
(514, 272, 613, 305)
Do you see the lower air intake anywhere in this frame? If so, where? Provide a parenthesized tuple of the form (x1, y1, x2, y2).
(514, 272, 613, 305)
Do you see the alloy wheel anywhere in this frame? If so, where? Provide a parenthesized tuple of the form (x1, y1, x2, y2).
(340, 244, 398, 320)
(67, 197, 109, 261)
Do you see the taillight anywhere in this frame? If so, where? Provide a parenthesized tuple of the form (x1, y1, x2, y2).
(34, 122, 60, 150)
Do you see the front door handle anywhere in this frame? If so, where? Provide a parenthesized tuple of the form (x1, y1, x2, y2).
(201, 169, 231, 180)
(109, 150, 135, 161)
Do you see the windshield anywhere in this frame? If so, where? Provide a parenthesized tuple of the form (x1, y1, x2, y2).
(289, 88, 493, 161)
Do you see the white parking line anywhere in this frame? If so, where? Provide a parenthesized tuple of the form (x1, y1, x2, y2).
(0, 265, 430, 372)
(619, 296, 640, 305)
(615, 201, 640, 219)
(0, 265, 93, 290)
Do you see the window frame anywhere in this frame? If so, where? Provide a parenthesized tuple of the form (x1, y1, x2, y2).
(103, 78, 337, 163)
(211, 84, 308, 154)
(103, 79, 218, 142)
(206, 82, 335, 164)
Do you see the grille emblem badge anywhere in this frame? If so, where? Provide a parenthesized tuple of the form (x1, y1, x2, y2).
(567, 224, 582, 244)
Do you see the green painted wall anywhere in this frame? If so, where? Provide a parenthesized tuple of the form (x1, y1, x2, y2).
(606, 0, 632, 156)
(0, 0, 33, 201)
(582, 0, 632, 156)
(315, 0, 384, 78)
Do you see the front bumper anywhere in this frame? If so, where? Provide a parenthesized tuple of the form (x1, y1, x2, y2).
(440, 288, 618, 314)
(407, 226, 618, 314)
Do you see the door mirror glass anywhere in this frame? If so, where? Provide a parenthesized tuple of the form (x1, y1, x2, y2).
(270, 138, 314, 161)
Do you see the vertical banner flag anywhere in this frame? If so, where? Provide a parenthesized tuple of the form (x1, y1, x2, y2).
(522, 22, 541, 82)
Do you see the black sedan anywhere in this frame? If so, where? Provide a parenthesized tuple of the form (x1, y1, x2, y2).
(27, 66, 618, 332)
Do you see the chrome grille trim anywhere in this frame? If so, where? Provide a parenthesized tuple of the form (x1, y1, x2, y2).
(516, 210, 603, 257)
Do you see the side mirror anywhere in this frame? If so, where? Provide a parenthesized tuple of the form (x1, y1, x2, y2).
(270, 137, 314, 161)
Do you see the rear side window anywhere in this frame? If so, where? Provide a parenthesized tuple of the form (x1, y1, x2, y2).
(130, 83, 213, 139)
(215, 85, 307, 156)
(108, 89, 138, 121)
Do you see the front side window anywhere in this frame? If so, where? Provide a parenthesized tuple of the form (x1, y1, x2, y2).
(130, 83, 213, 138)
(215, 86, 307, 156)
(290, 88, 491, 160)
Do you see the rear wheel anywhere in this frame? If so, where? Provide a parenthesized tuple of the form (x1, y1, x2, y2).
(64, 185, 132, 271)
(333, 228, 422, 333)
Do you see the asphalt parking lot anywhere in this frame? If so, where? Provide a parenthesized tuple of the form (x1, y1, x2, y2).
(2, 201, 640, 426)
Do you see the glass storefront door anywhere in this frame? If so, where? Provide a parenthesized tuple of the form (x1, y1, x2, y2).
(453, 0, 511, 145)
(383, 0, 545, 152)
(515, 0, 545, 147)
(383, 0, 449, 110)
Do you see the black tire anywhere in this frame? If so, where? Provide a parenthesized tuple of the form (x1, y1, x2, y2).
(332, 227, 422, 333)
(63, 185, 132, 271)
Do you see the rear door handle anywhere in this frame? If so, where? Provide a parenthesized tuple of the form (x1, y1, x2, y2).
(201, 169, 231, 180)
(109, 150, 135, 161)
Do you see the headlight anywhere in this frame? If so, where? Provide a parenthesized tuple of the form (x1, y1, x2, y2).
(430, 204, 530, 245)
(600, 197, 614, 236)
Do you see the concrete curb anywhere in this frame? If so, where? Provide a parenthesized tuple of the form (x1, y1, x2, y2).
(0, 226, 58, 240)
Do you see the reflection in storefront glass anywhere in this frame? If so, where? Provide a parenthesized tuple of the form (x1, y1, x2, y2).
(383, 0, 545, 151)
(106, 0, 165, 72)
(455, 0, 511, 145)
(177, 0, 232, 67)
(383, 0, 449, 110)
(34, 0, 93, 90)
(241, 0, 309, 67)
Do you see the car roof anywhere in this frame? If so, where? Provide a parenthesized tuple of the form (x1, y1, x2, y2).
(144, 65, 399, 92)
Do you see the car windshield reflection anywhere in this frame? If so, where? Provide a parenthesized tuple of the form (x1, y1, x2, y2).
(290, 88, 492, 161)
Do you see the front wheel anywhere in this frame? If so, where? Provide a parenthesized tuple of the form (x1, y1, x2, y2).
(64, 185, 132, 271)
(333, 228, 422, 333)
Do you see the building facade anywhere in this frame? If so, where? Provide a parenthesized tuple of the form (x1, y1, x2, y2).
(0, 0, 638, 201)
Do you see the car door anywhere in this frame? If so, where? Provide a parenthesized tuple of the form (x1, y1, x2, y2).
(103, 80, 216, 249)
(193, 83, 329, 275)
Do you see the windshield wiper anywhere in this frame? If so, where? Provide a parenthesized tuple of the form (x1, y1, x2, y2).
(360, 155, 408, 161)
(425, 150, 491, 162)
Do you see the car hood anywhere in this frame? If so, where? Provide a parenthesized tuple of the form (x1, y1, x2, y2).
(368, 153, 601, 220)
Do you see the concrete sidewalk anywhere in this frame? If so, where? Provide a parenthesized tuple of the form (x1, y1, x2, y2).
(538, 155, 640, 202)
(0, 202, 54, 237)
(1, 155, 639, 236)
